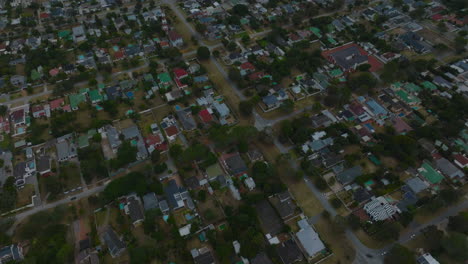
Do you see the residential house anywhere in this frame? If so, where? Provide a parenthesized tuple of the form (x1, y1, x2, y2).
(220, 152, 247, 177)
(418, 162, 444, 185)
(72, 25, 87, 42)
(256, 199, 284, 237)
(417, 253, 440, 264)
(134, 190, 156, 212)
(191, 247, 215, 264)
(100, 227, 126, 258)
(435, 158, 465, 180)
(276, 239, 304, 264)
(164, 179, 194, 210)
(36, 155, 51, 175)
(336, 166, 363, 185)
(123, 193, 145, 227)
(176, 108, 197, 131)
(251, 252, 274, 264)
(104, 125, 121, 153)
(0, 244, 24, 264)
(121, 125, 148, 160)
(56, 133, 78, 162)
(168, 30, 183, 47)
(453, 154, 468, 169)
(295, 219, 326, 260)
(363, 196, 400, 221)
(161, 116, 180, 142)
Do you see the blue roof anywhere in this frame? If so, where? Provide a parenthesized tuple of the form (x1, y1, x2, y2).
(366, 99, 388, 116)
(262, 95, 278, 106)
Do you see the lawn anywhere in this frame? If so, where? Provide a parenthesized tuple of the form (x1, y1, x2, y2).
(314, 218, 356, 264)
(16, 184, 35, 207)
(287, 181, 323, 217)
(59, 162, 83, 192)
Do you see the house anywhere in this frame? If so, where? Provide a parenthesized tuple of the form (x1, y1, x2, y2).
(56, 133, 77, 162)
(270, 191, 297, 220)
(363, 196, 400, 221)
(435, 158, 464, 180)
(400, 32, 431, 53)
(255, 199, 283, 237)
(322, 44, 368, 72)
(220, 152, 247, 176)
(104, 125, 121, 153)
(168, 30, 183, 47)
(142, 192, 159, 211)
(405, 177, 429, 194)
(251, 252, 274, 264)
(295, 219, 326, 260)
(161, 116, 180, 142)
(176, 108, 197, 131)
(31, 104, 46, 118)
(198, 108, 213, 123)
(36, 155, 51, 175)
(0, 244, 24, 263)
(13, 159, 36, 186)
(453, 154, 468, 169)
(100, 227, 126, 258)
(276, 239, 304, 264)
(49, 98, 65, 111)
(418, 162, 444, 184)
(121, 125, 148, 160)
(212, 101, 230, 124)
(72, 25, 87, 42)
(164, 179, 194, 210)
(417, 253, 440, 264)
(123, 193, 144, 226)
(191, 247, 215, 264)
(144, 134, 166, 153)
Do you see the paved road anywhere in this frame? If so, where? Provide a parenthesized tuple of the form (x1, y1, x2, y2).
(277, 139, 468, 263)
(7, 185, 106, 235)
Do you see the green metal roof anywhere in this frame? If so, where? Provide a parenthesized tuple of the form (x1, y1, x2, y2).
(404, 83, 421, 93)
(89, 89, 103, 102)
(420, 162, 444, 184)
(158, 72, 171, 84)
(421, 81, 437, 91)
(69, 93, 87, 109)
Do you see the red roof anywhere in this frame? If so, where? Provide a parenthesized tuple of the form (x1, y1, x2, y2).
(165, 125, 179, 137)
(113, 50, 125, 60)
(145, 134, 162, 147)
(62, 105, 71, 112)
(175, 78, 188, 89)
(173, 68, 188, 79)
(240, 62, 255, 71)
(168, 30, 182, 41)
(49, 98, 64, 110)
(199, 109, 213, 123)
(454, 154, 468, 166)
(321, 43, 384, 72)
(49, 68, 60, 76)
(249, 71, 265, 81)
(431, 14, 443, 21)
(32, 105, 44, 112)
(40, 13, 50, 19)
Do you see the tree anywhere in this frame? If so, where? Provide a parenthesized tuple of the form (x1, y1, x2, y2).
(151, 150, 161, 164)
(347, 214, 361, 230)
(228, 68, 242, 82)
(330, 197, 342, 208)
(348, 72, 378, 95)
(448, 212, 468, 235)
(384, 244, 416, 264)
(239, 101, 253, 116)
(314, 178, 327, 191)
(442, 232, 468, 262)
(421, 225, 444, 251)
(280, 99, 294, 113)
(195, 23, 207, 34)
(375, 222, 401, 241)
(197, 46, 211, 60)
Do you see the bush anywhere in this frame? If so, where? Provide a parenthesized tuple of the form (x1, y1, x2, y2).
(331, 197, 342, 209)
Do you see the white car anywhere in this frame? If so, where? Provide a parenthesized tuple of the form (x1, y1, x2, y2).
(381, 251, 387, 256)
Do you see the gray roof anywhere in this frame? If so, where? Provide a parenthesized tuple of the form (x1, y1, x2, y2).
(251, 252, 273, 264)
(176, 108, 197, 131)
(101, 227, 126, 258)
(336, 166, 363, 185)
(142, 192, 159, 211)
(435, 158, 464, 179)
(213, 101, 230, 117)
(224, 153, 247, 176)
(105, 125, 121, 149)
(330, 46, 368, 71)
(295, 219, 326, 258)
(127, 196, 144, 224)
(36, 155, 51, 173)
(121, 125, 148, 159)
(255, 200, 283, 236)
(405, 177, 429, 194)
(276, 239, 304, 264)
